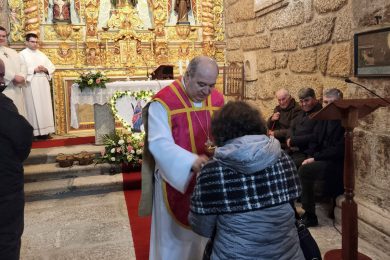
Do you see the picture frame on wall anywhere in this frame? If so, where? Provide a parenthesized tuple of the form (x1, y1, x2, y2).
(354, 27, 390, 77)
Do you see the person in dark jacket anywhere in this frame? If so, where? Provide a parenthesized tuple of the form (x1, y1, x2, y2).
(267, 88, 301, 148)
(287, 87, 322, 167)
(298, 88, 345, 227)
(0, 58, 33, 260)
(189, 101, 304, 260)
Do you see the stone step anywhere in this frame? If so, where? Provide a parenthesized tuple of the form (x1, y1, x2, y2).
(25, 174, 124, 201)
(25, 144, 104, 165)
(24, 162, 118, 183)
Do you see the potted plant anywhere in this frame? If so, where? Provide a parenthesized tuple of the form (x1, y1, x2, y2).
(97, 130, 144, 173)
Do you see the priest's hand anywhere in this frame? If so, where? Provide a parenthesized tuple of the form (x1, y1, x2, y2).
(302, 158, 315, 165)
(191, 154, 209, 174)
(34, 65, 48, 73)
(38, 65, 48, 73)
(13, 75, 25, 85)
(286, 138, 291, 148)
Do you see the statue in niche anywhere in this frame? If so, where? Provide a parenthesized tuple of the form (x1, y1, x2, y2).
(175, 0, 191, 23)
(53, 0, 71, 22)
(47, 0, 80, 24)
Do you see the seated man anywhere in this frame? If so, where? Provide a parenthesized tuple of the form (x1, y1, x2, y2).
(286, 87, 322, 167)
(298, 88, 345, 227)
(267, 88, 301, 148)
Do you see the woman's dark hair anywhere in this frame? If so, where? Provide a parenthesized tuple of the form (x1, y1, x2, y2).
(211, 101, 267, 146)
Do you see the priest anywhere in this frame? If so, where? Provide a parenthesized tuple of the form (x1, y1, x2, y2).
(0, 26, 27, 118)
(139, 56, 224, 260)
(20, 33, 56, 139)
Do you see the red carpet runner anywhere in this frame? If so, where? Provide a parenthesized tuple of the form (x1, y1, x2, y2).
(122, 172, 151, 260)
(32, 136, 95, 149)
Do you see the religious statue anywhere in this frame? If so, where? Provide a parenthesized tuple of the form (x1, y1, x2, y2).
(53, 0, 71, 23)
(47, 0, 80, 24)
(175, 0, 191, 24)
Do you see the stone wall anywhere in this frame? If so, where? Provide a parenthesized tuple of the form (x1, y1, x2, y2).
(225, 0, 389, 256)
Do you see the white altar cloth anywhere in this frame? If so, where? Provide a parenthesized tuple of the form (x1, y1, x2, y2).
(70, 80, 173, 129)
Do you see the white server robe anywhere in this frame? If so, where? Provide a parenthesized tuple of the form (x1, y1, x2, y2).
(148, 101, 208, 260)
(19, 48, 56, 136)
(0, 46, 27, 118)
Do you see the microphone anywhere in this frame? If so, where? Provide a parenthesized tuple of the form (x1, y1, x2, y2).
(345, 78, 390, 105)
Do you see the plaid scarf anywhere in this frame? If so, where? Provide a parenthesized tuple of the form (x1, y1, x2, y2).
(190, 151, 301, 215)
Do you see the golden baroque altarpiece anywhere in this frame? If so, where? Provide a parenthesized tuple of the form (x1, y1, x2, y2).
(0, 0, 225, 134)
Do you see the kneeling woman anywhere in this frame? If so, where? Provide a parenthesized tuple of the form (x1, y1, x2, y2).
(189, 101, 304, 260)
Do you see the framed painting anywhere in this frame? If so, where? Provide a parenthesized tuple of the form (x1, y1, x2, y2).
(354, 27, 390, 77)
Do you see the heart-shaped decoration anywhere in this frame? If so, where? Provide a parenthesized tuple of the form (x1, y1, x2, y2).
(110, 90, 155, 132)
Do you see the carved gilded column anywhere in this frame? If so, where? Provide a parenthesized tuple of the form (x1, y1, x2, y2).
(213, 0, 224, 42)
(152, 0, 167, 37)
(201, 0, 214, 42)
(8, 0, 25, 41)
(23, 0, 40, 35)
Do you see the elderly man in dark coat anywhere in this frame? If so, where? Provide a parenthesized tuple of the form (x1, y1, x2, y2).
(287, 87, 322, 167)
(298, 88, 345, 227)
(267, 88, 301, 148)
(0, 58, 33, 260)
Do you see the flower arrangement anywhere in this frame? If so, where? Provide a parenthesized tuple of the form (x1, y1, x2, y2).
(110, 90, 155, 132)
(98, 130, 144, 168)
(75, 71, 108, 92)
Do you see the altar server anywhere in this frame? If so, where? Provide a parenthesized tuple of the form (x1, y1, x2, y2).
(139, 56, 224, 260)
(0, 26, 27, 118)
(20, 33, 56, 138)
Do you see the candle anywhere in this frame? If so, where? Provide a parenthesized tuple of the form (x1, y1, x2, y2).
(179, 60, 183, 75)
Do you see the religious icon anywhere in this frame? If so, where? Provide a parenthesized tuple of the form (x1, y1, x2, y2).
(86, 23, 97, 37)
(86, 48, 101, 66)
(131, 100, 143, 132)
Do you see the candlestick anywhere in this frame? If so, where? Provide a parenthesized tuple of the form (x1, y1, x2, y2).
(179, 60, 183, 75)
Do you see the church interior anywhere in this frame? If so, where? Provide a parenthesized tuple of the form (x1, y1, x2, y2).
(0, 0, 389, 259)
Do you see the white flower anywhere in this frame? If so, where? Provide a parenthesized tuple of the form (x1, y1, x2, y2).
(136, 149, 142, 155)
(110, 148, 115, 153)
(118, 139, 125, 145)
(110, 157, 116, 161)
(131, 149, 135, 154)
(127, 155, 133, 161)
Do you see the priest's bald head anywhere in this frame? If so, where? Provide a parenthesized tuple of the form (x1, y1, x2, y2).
(183, 56, 219, 102)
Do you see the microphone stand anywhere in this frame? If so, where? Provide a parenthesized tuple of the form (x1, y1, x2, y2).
(345, 78, 390, 105)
